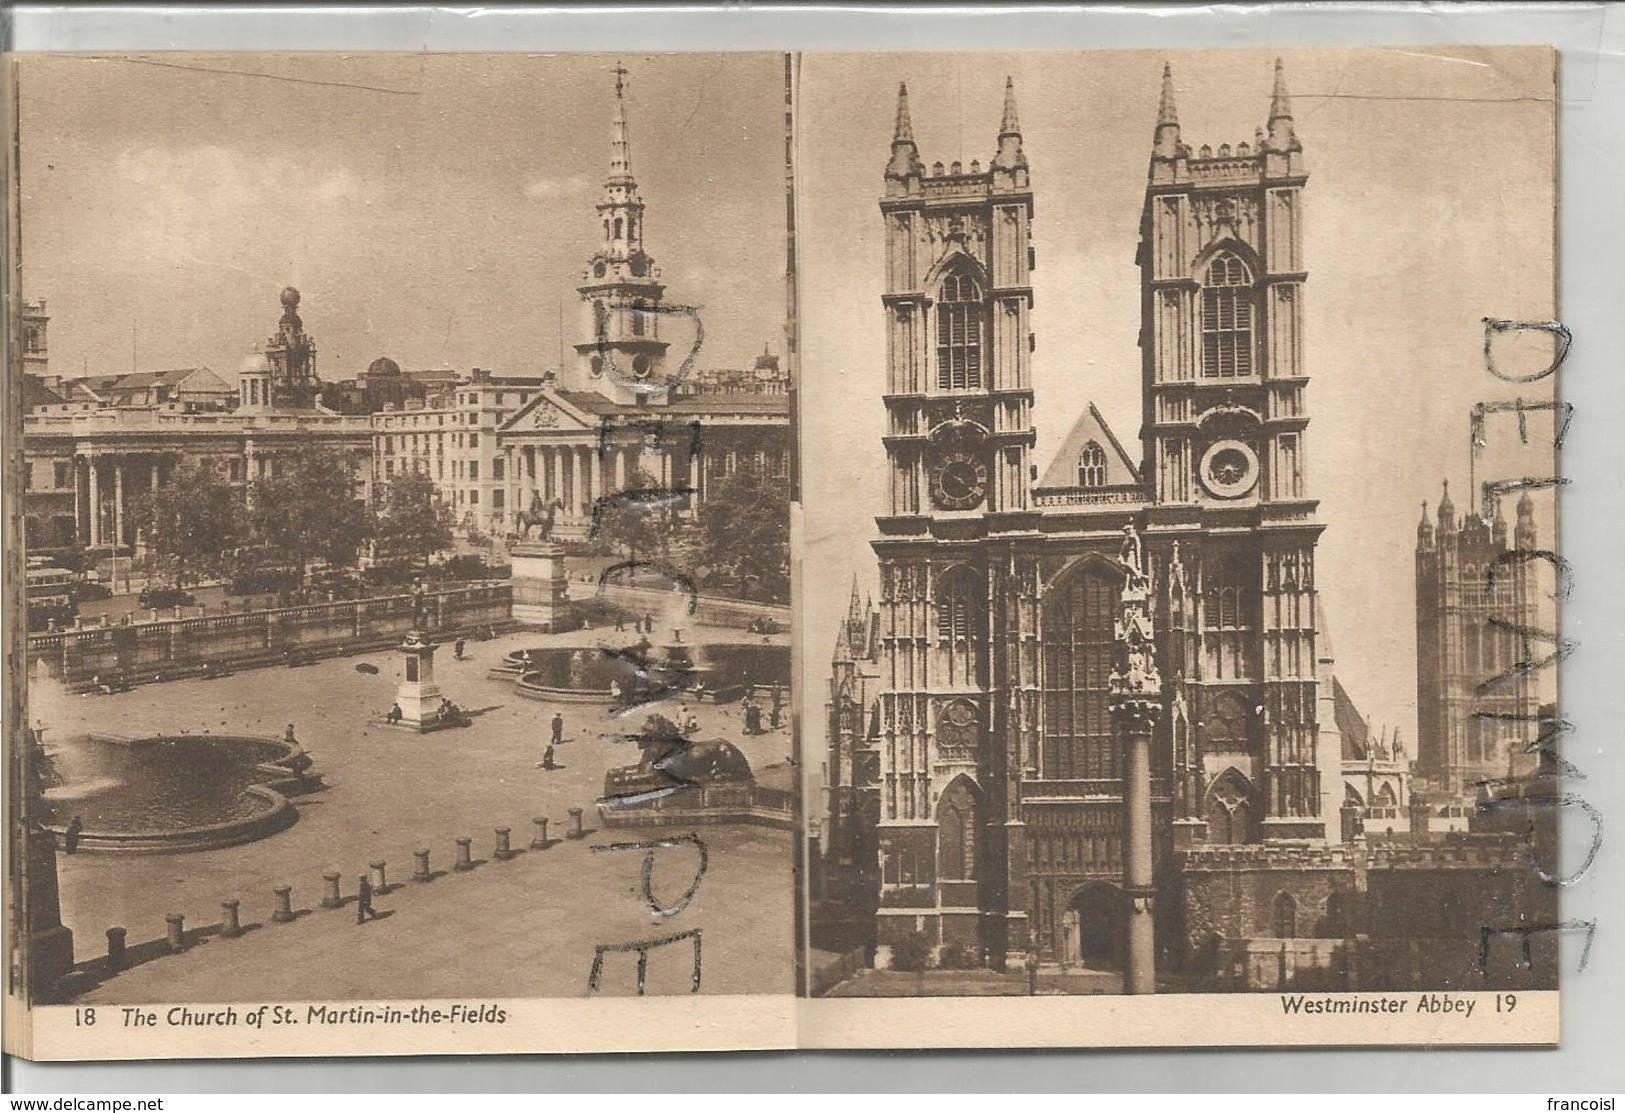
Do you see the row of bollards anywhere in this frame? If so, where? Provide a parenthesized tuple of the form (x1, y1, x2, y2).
(107, 812, 582, 969)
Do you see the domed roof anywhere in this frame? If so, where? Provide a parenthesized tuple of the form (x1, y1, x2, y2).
(367, 356, 402, 378)
(238, 351, 272, 375)
(280, 286, 301, 309)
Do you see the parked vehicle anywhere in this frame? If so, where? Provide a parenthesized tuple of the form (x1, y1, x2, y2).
(137, 585, 196, 609)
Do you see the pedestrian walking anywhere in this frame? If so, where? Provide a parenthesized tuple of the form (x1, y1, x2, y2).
(551, 712, 565, 745)
(64, 816, 83, 855)
(356, 874, 379, 924)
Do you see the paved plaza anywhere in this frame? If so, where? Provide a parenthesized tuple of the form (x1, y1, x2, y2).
(37, 618, 795, 1002)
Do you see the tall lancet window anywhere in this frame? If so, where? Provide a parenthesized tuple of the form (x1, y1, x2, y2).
(1077, 441, 1107, 488)
(1200, 253, 1255, 378)
(935, 270, 984, 391)
(936, 566, 983, 687)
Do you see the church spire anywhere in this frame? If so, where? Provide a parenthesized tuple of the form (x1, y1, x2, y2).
(885, 81, 925, 182)
(1153, 62, 1183, 161)
(992, 76, 1027, 173)
(1265, 57, 1302, 154)
(596, 61, 646, 262)
(609, 61, 633, 184)
(848, 574, 864, 624)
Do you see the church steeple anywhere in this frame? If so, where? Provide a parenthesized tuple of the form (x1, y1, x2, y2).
(571, 61, 669, 402)
(598, 61, 645, 261)
(885, 82, 925, 184)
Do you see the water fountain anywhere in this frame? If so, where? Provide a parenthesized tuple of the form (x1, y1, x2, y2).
(36, 728, 320, 854)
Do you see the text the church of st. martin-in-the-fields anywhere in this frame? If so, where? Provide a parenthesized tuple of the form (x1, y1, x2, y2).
(812, 63, 1554, 995)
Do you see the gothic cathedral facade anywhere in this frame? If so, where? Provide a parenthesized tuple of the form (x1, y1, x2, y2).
(853, 62, 1333, 973)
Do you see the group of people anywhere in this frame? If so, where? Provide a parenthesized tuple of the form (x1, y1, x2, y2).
(383, 696, 465, 726)
(613, 612, 659, 635)
(740, 689, 784, 735)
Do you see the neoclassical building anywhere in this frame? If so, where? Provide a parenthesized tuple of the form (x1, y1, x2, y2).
(498, 66, 790, 536)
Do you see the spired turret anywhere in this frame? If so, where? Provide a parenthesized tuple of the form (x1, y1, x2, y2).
(884, 82, 926, 189)
(990, 77, 1029, 188)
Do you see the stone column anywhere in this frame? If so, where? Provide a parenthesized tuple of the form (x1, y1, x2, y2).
(494, 827, 513, 861)
(1118, 702, 1158, 995)
(1109, 524, 1162, 996)
(591, 446, 605, 508)
(567, 807, 585, 839)
(659, 447, 672, 490)
(320, 871, 342, 909)
(413, 849, 432, 882)
(72, 457, 84, 546)
(150, 459, 160, 491)
(688, 447, 701, 504)
(113, 460, 125, 548)
(271, 885, 295, 923)
(578, 446, 594, 518)
(165, 912, 186, 954)
(613, 447, 627, 492)
(454, 837, 473, 871)
(530, 816, 550, 849)
(221, 899, 242, 938)
(370, 860, 388, 893)
(87, 457, 102, 547)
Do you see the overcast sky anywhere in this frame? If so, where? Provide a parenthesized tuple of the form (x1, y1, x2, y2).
(19, 52, 787, 380)
(798, 46, 1559, 772)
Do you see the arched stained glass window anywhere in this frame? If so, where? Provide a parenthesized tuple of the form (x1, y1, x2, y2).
(1077, 441, 1107, 488)
(1201, 253, 1254, 378)
(936, 269, 984, 391)
(1273, 892, 1298, 939)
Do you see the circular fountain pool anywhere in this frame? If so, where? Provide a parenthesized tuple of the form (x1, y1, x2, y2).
(37, 733, 315, 854)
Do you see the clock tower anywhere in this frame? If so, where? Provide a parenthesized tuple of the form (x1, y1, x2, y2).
(869, 78, 1038, 965)
(1140, 61, 1326, 840)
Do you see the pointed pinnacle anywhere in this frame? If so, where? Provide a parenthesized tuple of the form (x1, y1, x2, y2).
(1158, 62, 1179, 129)
(1270, 57, 1293, 122)
(894, 81, 915, 144)
(1000, 75, 1021, 137)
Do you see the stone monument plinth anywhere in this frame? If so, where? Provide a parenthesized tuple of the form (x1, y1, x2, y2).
(396, 629, 443, 731)
(510, 541, 575, 631)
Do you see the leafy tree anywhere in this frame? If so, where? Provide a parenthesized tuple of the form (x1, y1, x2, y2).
(129, 458, 246, 590)
(247, 443, 374, 579)
(592, 465, 668, 563)
(696, 464, 790, 603)
(374, 468, 455, 568)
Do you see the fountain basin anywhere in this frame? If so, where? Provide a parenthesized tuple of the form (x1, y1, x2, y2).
(495, 643, 789, 704)
(39, 733, 317, 855)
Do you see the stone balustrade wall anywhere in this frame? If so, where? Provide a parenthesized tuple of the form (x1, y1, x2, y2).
(29, 583, 513, 689)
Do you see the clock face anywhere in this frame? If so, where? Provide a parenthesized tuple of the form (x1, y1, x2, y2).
(1198, 439, 1259, 499)
(931, 450, 989, 511)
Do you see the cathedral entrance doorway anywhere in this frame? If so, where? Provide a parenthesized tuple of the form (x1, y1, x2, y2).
(1061, 883, 1123, 970)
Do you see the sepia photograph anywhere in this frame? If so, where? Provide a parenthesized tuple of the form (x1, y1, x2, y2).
(796, 47, 1563, 1016)
(10, 50, 796, 1041)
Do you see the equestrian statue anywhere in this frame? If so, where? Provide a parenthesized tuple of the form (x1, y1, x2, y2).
(515, 492, 565, 542)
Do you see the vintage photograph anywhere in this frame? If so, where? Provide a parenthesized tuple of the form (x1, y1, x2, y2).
(11, 52, 796, 1020)
(798, 47, 1563, 1002)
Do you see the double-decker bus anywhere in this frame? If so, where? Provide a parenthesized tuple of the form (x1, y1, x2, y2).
(25, 558, 77, 632)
